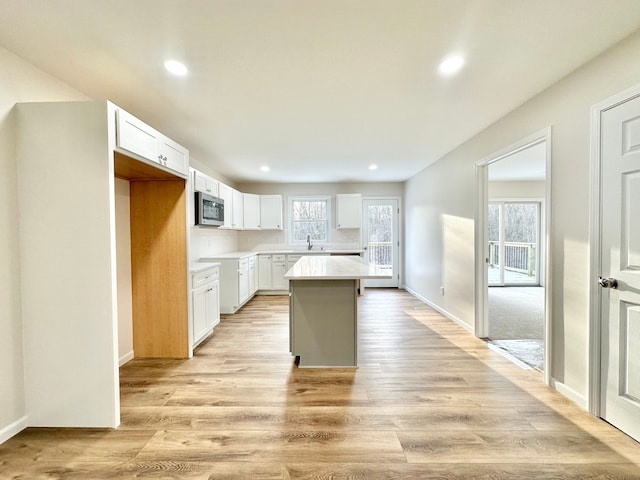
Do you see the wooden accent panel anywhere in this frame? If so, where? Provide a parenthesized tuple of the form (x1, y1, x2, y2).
(114, 151, 177, 181)
(130, 179, 189, 358)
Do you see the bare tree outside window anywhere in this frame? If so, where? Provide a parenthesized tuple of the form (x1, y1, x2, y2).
(290, 198, 329, 242)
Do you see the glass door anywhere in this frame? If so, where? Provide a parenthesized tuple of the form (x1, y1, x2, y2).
(488, 201, 540, 286)
(362, 198, 399, 288)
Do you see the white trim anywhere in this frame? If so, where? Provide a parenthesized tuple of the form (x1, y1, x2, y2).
(488, 343, 533, 370)
(588, 82, 640, 417)
(0, 415, 28, 445)
(550, 378, 588, 411)
(119, 350, 134, 366)
(404, 286, 473, 333)
(474, 127, 553, 385)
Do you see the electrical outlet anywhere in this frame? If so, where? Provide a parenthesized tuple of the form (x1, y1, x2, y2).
(440, 286, 445, 296)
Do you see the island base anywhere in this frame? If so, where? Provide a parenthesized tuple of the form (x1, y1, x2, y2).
(289, 279, 358, 368)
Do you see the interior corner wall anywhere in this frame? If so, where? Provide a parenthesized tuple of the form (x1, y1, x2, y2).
(0, 45, 88, 442)
(404, 29, 640, 405)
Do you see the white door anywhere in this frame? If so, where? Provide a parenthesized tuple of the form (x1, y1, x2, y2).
(362, 199, 399, 288)
(600, 93, 640, 442)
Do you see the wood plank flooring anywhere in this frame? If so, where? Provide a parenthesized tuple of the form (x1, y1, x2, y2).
(2, 289, 640, 479)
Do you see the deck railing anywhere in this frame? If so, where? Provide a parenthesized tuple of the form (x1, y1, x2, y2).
(488, 241, 536, 276)
(367, 241, 393, 269)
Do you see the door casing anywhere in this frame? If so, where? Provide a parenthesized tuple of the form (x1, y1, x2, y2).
(588, 82, 640, 416)
(474, 127, 553, 385)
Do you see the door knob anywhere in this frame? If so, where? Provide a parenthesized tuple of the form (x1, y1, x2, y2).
(599, 276, 618, 289)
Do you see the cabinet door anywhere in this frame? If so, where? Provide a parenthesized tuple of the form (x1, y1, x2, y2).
(260, 195, 283, 230)
(218, 183, 234, 229)
(192, 285, 209, 343)
(258, 255, 272, 289)
(206, 281, 220, 329)
(248, 263, 256, 295)
(272, 260, 288, 290)
(232, 189, 244, 229)
(159, 135, 189, 177)
(238, 266, 250, 303)
(116, 109, 159, 162)
(336, 194, 362, 229)
(194, 171, 218, 196)
(243, 194, 261, 229)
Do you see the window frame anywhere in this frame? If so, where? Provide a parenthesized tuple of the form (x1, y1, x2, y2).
(288, 195, 332, 246)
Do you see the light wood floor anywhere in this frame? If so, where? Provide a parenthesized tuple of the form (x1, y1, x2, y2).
(2, 289, 640, 479)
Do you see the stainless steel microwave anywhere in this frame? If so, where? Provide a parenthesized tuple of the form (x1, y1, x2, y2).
(195, 191, 224, 227)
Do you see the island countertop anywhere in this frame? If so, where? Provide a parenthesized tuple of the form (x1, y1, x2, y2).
(284, 255, 392, 280)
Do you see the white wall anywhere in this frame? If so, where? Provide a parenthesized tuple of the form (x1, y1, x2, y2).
(0, 46, 88, 442)
(115, 178, 133, 365)
(404, 30, 640, 405)
(488, 180, 545, 199)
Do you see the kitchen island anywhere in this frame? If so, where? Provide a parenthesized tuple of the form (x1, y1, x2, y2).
(284, 255, 391, 367)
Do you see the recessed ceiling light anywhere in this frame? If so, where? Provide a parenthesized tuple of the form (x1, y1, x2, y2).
(438, 55, 465, 76)
(164, 60, 188, 76)
(369, 164, 378, 171)
(260, 165, 270, 172)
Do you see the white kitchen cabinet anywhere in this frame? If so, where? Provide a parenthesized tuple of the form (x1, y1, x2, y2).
(271, 255, 289, 290)
(232, 188, 244, 230)
(217, 182, 234, 229)
(191, 265, 220, 348)
(336, 194, 362, 229)
(248, 255, 257, 295)
(258, 254, 272, 290)
(115, 108, 189, 178)
(206, 255, 256, 313)
(260, 195, 283, 230)
(243, 194, 261, 230)
(193, 169, 219, 196)
(238, 258, 250, 304)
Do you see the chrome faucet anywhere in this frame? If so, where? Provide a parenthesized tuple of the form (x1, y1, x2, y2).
(306, 234, 313, 250)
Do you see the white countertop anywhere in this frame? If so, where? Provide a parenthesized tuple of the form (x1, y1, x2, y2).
(284, 255, 392, 280)
(190, 262, 220, 273)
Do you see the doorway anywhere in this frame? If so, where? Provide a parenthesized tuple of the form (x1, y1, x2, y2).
(475, 129, 552, 381)
(589, 85, 640, 442)
(362, 198, 400, 288)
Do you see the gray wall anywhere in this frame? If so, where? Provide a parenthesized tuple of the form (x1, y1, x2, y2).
(404, 30, 640, 406)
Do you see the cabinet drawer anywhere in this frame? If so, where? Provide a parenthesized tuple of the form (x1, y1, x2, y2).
(192, 267, 219, 288)
(272, 255, 286, 263)
(239, 258, 249, 270)
(248, 255, 256, 267)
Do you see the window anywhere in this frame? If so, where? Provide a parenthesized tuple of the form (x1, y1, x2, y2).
(289, 196, 331, 244)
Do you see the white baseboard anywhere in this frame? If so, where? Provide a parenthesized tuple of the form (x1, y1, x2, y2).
(119, 350, 134, 366)
(0, 415, 28, 445)
(404, 286, 473, 333)
(550, 378, 588, 410)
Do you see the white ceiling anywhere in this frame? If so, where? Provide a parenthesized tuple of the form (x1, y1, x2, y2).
(489, 141, 547, 181)
(1, 1, 640, 184)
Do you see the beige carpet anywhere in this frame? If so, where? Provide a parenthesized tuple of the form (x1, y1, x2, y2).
(488, 287, 544, 370)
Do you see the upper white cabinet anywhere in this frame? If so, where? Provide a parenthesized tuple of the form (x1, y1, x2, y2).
(336, 194, 362, 229)
(243, 194, 261, 230)
(115, 108, 189, 178)
(260, 195, 283, 230)
(217, 182, 234, 229)
(193, 170, 219, 196)
(232, 188, 244, 230)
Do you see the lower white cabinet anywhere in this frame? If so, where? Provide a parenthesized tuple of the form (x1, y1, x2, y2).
(204, 255, 257, 313)
(191, 265, 220, 348)
(258, 255, 272, 289)
(272, 255, 289, 290)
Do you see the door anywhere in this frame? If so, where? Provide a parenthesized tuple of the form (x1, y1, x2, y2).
(600, 93, 640, 442)
(488, 202, 540, 286)
(362, 198, 399, 288)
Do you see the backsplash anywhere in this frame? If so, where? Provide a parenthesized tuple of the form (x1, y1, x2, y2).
(190, 227, 239, 262)
(238, 228, 361, 252)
